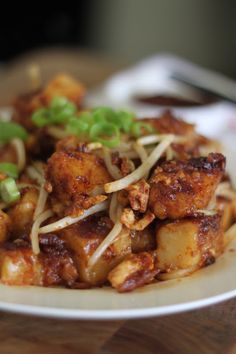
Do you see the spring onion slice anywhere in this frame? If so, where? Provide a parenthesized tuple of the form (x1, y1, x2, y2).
(0, 177, 20, 203)
(32, 96, 77, 127)
(89, 122, 120, 148)
(31, 96, 155, 147)
(0, 122, 28, 142)
(131, 122, 155, 138)
(32, 108, 51, 127)
(0, 163, 19, 178)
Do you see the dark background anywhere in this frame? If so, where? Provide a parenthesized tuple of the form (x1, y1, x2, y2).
(0, 2, 91, 60)
(0, 0, 235, 77)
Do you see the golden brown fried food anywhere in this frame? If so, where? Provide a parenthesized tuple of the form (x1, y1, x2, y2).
(144, 111, 217, 159)
(60, 215, 131, 285)
(0, 236, 78, 286)
(108, 251, 158, 292)
(146, 110, 195, 136)
(46, 150, 112, 215)
(0, 244, 43, 285)
(149, 153, 225, 219)
(8, 187, 39, 238)
(156, 213, 224, 273)
(0, 211, 11, 243)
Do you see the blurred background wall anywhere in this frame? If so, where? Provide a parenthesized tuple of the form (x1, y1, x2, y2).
(88, 0, 235, 76)
(0, 0, 235, 76)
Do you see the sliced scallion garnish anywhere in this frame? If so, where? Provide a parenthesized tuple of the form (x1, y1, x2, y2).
(32, 97, 155, 147)
(0, 122, 28, 142)
(0, 163, 19, 179)
(89, 122, 120, 148)
(0, 177, 20, 203)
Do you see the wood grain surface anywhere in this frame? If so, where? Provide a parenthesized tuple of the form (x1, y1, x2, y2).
(0, 48, 235, 354)
(0, 298, 235, 354)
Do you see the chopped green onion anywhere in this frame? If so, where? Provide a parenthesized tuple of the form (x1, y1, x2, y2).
(89, 122, 120, 148)
(131, 122, 155, 138)
(0, 122, 28, 142)
(31, 96, 155, 148)
(117, 111, 134, 133)
(0, 163, 19, 179)
(0, 177, 20, 203)
(32, 108, 51, 127)
(92, 107, 117, 125)
(50, 96, 73, 110)
(66, 117, 89, 135)
(32, 96, 77, 127)
(50, 96, 76, 124)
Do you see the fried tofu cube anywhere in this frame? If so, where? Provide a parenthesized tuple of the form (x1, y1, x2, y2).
(61, 216, 131, 285)
(0, 247, 43, 285)
(46, 151, 111, 213)
(0, 235, 79, 287)
(156, 213, 224, 272)
(108, 252, 158, 292)
(149, 153, 225, 219)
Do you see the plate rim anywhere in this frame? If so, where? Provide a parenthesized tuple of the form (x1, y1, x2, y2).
(0, 288, 235, 320)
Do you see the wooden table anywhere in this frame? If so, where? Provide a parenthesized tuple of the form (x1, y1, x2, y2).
(0, 48, 235, 354)
(0, 299, 236, 354)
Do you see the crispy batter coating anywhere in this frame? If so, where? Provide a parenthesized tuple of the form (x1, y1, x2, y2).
(108, 251, 158, 292)
(46, 150, 112, 215)
(145, 110, 195, 136)
(156, 213, 224, 272)
(60, 215, 131, 285)
(149, 153, 225, 219)
(0, 235, 78, 286)
(144, 111, 216, 159)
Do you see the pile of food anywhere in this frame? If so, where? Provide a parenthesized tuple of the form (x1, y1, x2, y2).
(0, 74, 235, 292)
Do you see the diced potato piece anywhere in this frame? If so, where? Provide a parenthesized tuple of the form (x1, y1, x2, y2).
(108, 252, 158, 292)
(61, 216, 131, 285)
(8, 187, 39, 237)
(0, 247, 43, 285)
(156, 214, 224, 272)
(0, 210, 11, 243)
